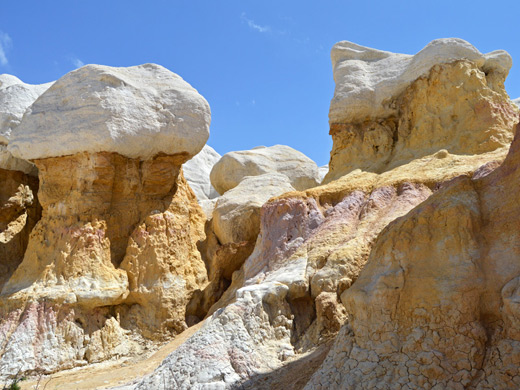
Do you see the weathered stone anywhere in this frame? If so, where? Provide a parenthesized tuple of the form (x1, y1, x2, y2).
(212, 173, 295, 245)
(307, 122, 520, 389)
(8, 64, 210, 161)
(123, 39, 519, 390)
(326, 39, 517, 183)
(210, 144, 320, 195)
(0, 64, 211, 380)
(183, 144, 220, 201)
(0, 74, 52, 174)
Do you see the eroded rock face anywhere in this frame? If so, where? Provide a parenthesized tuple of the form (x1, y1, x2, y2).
(325, 39, 518, 183)
(0, 64, 211, 379)
(210, 144, 321, 195)
(307, 121, 520, 390)
(0, 169, 40, 292)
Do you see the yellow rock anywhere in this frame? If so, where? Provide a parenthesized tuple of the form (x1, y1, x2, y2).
(325, 60, 518, 183)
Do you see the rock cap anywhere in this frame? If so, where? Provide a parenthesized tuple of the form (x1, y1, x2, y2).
(8, 64, 210, 161)
(330, 38, 512, 123)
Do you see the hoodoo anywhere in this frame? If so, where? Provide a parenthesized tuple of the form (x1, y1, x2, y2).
(0, 64, 211, 377)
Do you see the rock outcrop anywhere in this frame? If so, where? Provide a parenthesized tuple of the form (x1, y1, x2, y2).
(307, 121, 520, 389)
(132, 39, 519, 390)
(192, 145, 323, 320)
(0, 64, 211, 379)
(325, 38, 516, 183)
(2, 38, 520, 389)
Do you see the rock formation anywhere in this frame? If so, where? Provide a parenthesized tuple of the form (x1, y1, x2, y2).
(0, 64, 211, 378)
(190, 145, 323, 320)
(325, 38, 515, 183)
(210, 144, 321, 195)
(513, 97, 520, 107)
(132, 38, 519, 389)
(2, 37, 520, 389)
(307, 121, 520, 389)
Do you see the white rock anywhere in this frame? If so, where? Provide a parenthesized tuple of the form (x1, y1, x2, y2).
(8, 64, 210, 161)
(513, 97, 520, 108)
(330, 38, 512, 124)
(0, 145, 37, 174)
(318, 164, 329, 183)
(212, 173, 295, 245)
(210, 144, 320, 195)
(183, 144, 220, 201)
(0, 74, 53, 173)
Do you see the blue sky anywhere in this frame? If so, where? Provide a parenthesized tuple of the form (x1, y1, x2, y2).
(1, 1, 519, 166)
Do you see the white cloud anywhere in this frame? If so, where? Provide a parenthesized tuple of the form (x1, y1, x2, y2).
(0, 31, 12, 66)
(241, 13, 270, 33)
(71, 57, 85, 68)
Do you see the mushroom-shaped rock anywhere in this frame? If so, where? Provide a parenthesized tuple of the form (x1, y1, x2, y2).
(212, 173, 295, 245)
(210, 144, 320, 195)
(8, 64, 210, 161)
(325, 38, 518, 183)
(0, 74, 53, 174)
(0, 64, 210, 376)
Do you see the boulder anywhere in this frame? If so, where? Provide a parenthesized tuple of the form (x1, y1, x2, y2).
(329, 38, 511, 124)
(212, 173, 295, 245)
(210, 144, 320, 195)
